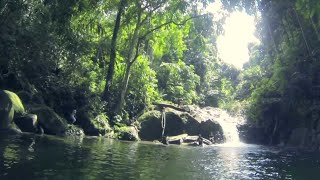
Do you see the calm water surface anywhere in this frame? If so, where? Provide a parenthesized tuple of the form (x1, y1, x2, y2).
(0, 134, 319, 179)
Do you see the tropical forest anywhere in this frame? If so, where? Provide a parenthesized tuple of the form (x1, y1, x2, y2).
(1, 0, 320, 179)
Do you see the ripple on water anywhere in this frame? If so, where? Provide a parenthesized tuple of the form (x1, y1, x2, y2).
(1, 135, 320, 179)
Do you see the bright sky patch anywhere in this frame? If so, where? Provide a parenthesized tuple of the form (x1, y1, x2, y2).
(207, 2, 259, 69)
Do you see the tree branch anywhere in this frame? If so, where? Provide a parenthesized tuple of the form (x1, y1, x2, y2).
(140, 14, 205, 39)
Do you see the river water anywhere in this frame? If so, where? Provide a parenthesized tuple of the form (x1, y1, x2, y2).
(0, 134, 320, 179)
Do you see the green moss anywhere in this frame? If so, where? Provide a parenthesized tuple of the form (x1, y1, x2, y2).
(0, 90, 25, 129)
(137, 110, 161, 122)
(4, 90, 25, 115)
(92, 114, 111, 132)
(114, 125, 140, 141)
(114, 125, 130, 133)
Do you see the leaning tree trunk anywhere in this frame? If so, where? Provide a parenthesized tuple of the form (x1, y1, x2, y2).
(115, 61, 133, 115)
(103, 0, 126, 108)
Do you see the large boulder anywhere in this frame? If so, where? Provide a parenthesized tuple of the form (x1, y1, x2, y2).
(199, 120, 224, 143)
(137, 106, 224, 141)
(138, 110, 162, 140)
(182, 106, 224, 140)
(31, 105, 68, 135)
(0, 90, 25, 130)
(181, 113, 201, 135)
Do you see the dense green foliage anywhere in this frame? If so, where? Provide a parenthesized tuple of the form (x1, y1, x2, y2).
(0, 0, 229, 125)
(227, 0, 320, 144)
(2, 0, 319, 145)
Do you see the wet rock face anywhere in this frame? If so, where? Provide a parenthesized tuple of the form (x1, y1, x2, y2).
(287, 128, 310, 147)
(237, 124, 268, 144)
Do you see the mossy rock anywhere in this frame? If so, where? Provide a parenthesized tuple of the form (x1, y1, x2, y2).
(0, 90, 25, 130)
(138, 110, 162, 140)
(3, 90, 25, 115)
(76, 110, 112, 136)
(137, 110, 188, 140)
(115, 125, 140, 141)
(31, 105, 68, 135)
(91, 114, 112, 136)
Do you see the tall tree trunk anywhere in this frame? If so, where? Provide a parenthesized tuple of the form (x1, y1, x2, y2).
(114, 10, 141, 115)
(103, 0, 126, 108)
(115, 61, 133, 115)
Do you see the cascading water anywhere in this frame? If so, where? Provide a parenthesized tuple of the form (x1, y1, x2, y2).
(203, 107, 245, 146)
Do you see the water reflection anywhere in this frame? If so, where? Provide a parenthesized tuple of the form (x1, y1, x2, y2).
(1, 134, 320, 179)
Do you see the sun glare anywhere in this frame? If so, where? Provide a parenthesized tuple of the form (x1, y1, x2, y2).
(217, 12, 259, 69)
(207, 2, 259, 69)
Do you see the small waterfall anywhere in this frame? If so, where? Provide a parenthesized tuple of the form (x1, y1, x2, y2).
(206, 108, 244, 146)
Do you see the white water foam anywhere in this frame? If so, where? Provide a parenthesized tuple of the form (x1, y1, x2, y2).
(205, 108, 245, 147)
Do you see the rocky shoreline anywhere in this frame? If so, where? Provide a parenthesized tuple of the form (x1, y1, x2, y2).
(1, 89, 319, 150)
(0, 90, 227, 144)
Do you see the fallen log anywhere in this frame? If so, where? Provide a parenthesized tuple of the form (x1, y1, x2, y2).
(202, 137, 213, 145)
(153, 102, 189, 112)
(168, 138, 182, 145)
(167, 133, 189, 141)
(163, 134, 213, 146)
(183, 136, 198, 143)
